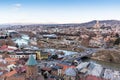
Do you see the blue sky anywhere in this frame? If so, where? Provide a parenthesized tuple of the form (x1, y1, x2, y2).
(0, 0, 120, 24)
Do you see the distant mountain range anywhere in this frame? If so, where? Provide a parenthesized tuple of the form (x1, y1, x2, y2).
(0, 20, 120, 28)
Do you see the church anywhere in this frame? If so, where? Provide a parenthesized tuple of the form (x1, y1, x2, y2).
(2, 55, 44, 80)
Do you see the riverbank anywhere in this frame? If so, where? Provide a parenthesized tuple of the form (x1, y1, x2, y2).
(84, 58, 120, 71)
(91, 49, 120, 64)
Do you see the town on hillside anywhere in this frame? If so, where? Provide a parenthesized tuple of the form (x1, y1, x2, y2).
(0, 20, 120, 80)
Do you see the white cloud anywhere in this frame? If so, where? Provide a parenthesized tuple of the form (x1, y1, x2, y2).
(14, 3, 22, 10)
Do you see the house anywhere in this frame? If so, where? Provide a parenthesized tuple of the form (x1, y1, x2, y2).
(81, 75, 106, 80)
(76, 62, 90, 71)
(30, 39, 37, 45)
(89, 37, 104, 48)
(21, 34, 30, 40)
(88, 64, 103, 77)
(36, 51, 49, 60)
(64, 68, 76, 80)
(5, 58, 18, 65)
(2, 69, 17, 78)
(0, 34, 7, 39)
(11, 34, 30, 48)
(51, 65, 63, 76)
(7, 64, 16, 71)
(56, 63, 75, 75)
(103, 69, 120, 80)
(0, 62, 8, 70)
(1, 55, 44, 80)
(43, 34, 58, 39)
(5, 30, 17, 36)
(12, 38, 29, 47)
(0, 45, 17, 52)
(10, 51, 37, 59)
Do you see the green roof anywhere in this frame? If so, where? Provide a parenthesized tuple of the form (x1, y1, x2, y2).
(26, 55, 37, 66)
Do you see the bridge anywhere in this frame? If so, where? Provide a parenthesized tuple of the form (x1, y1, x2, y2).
(63, 48, 97, 61)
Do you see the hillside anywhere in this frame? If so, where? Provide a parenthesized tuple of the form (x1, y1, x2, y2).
(91, 49, 120, 64)
(1, 20, 120, 29)
(78, 20, 120, 28)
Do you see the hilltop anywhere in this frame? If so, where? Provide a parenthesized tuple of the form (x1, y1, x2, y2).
(79, 20, 120, 28)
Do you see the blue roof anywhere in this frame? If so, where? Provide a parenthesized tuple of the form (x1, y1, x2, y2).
(65, 68, 76, 76)
(26, 55, 37, 66)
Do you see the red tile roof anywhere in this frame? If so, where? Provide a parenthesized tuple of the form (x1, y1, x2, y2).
(6, 76, 25, 80)
(0, 45, 16, 51)
(81, 75, 107, 80)
(0, 45, 8, 49)
(57, 64, 75, 71)
(37, 76, 44, 80)
(0, 62, 8, 67)
(5, 58, 18, 62)
(3, 70, 17, 77)
(41, 67, 51, 71)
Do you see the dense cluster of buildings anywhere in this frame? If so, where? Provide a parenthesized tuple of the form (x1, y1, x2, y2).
(0, 50, 120, 80)
(0, 21, 120, 80)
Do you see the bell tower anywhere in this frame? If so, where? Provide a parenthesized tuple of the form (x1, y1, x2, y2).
(26, 55, 38, 80)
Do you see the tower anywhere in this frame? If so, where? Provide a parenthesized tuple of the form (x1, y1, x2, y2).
(93, 20, 100, 29)
(26, 55, 38, 80)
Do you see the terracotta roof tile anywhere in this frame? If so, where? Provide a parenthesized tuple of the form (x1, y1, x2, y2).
(3, 70, 17, 77)
(5, 58, 18, 62)
(81, 75, 107, 80)
(41, 67, 51, 71)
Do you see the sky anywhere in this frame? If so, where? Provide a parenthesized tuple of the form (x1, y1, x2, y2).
(0, 0, 120, 24)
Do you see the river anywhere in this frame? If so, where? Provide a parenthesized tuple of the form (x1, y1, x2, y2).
(44, 48, 120, 71)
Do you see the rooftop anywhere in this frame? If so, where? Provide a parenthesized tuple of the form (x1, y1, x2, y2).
(26, 55, 37, 66)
